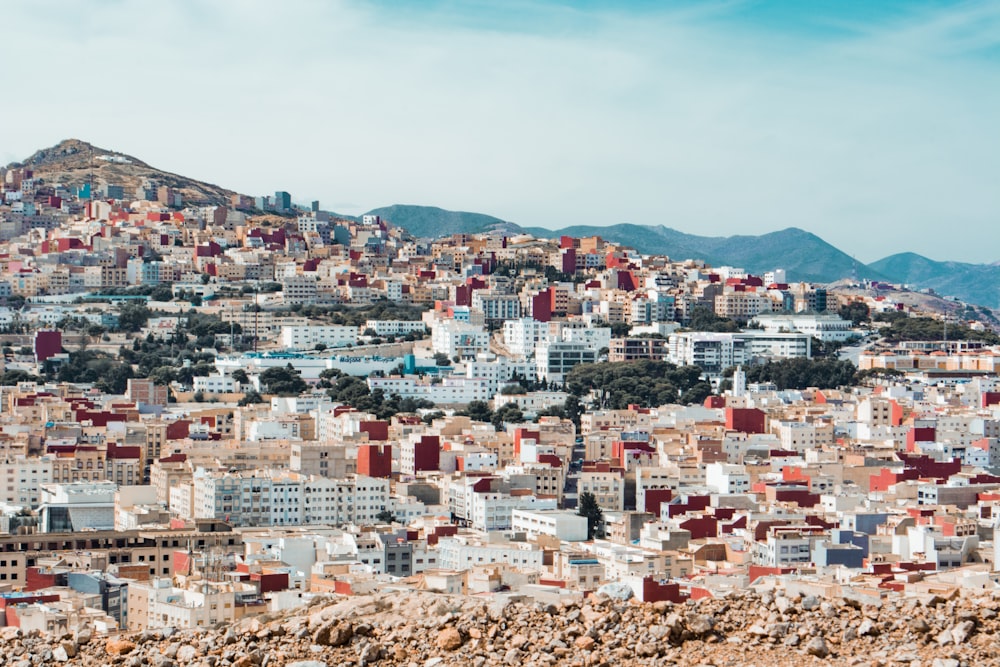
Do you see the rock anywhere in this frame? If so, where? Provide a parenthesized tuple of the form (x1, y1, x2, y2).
(801, 596, 820, 611)
(59, 641, 77, 659)
(806, 636, 830, 658)
(951, 620, 975, 644)
(287, 663, 328, 667)
(313, 621, 353, 647)
(51, 647, 68, 662)
(931, 660, 960, 667)
(574, 636, 596, 650)
(909, 618, 931, 633)
(775, 596, 792, 614)
(436, 627, 463, 651)
(858, 619, 875, 636)
(687, 614, 714, 636)
(176, 645, 198, 663)
(596, 582, 633, 601)
(106, 640, 137, 656)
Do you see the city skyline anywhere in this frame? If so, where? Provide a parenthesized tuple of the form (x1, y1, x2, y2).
(3, 0, 999, 263)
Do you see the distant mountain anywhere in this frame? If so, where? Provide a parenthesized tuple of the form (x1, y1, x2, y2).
(364, 205, 520, 238)
(524, 224, 882, 285)
(870, 253, 1000, 309)
(11, 138, 235, 204)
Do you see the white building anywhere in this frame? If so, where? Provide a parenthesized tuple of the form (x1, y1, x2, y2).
(471, 290, 521, 323)
(127, 579, 239, 631)
(705, 463, 750, 495)
(431, 321, 490, 360)
(38, 481, 118, 533)
(437, 536, 545, 571)
(281, 325, 357, 350)
(367, 376, 492, 404)
(751, 313, 855, 343)
(668, 332, 748, 377)
(281, 275, 318, 305)
(467, 490, 557, 531)
(511, 509, 588, 542)
(193, 374, 239, 394)
(301, 475, 391, 526)
(0, 455, 54, 509)
(364, 320, 427, 337)
(536, 341, 598, 383)
(503, 318, 550, 359)
(492, 391, 569, 414)
(465, 355, 538, 395)
(192, 469, 304, 527)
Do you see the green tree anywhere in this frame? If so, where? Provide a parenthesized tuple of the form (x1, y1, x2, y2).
(117, 303, 151, 332)
(238, 390, 265, 406)
(150, 285, 174, 302)
(492, 402, 524, 430)
(460, 400, 494, 424)
(259, 366, 308, 396)
(375, 509, 396, 523)
(578, 492, 605, 540)
(687, 306, 740, 331)
(838, 301, 870, 326)
(232, 369, 250, 385)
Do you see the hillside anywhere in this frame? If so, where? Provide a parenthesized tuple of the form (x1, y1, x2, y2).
(364, 205, 519, 238)
(871, 252, 1000, 309)
(10, 139, 236, 205)
(526, 224, 882, 285)
(11, 587, 998, 666)
(10, 140, 1000, 308)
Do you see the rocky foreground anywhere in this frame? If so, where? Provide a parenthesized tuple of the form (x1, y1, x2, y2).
(3, 589, 998, 667)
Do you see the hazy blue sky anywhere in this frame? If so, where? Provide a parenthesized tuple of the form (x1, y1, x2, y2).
(3, 0, 999, 263)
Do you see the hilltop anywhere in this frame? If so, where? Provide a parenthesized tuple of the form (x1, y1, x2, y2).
(523, 223, 883, 285)
(363, 204, 519, 237)
(9, 139, 236, 205)
(871, 252, 1000, 310)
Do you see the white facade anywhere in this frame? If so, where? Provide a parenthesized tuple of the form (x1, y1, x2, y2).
(751, 313, 854, 343)
(468, 491, 557, 531)
(301, 476, 390, 525)
(364, 320, 427, 337)
(437, 537, 544, 571)
(431, 321, 490, 360)
(281, 325, 357, 350)
(193, 470, 304, 527)
(503, 318, 549, 359)
(465, 355, 538, 395)
(0, 455, 54, 509)
(367, 376, 492, 404)
(511, 509, 588, 542)
(536, 341, 597, 383)
(705, 463, 750, 495)
(193, 374, 239, 394)
(492, 391, 569, 413)
(668, 332, 748, 377)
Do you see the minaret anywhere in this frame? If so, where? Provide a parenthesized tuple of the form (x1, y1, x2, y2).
(733, 366, 746, 398)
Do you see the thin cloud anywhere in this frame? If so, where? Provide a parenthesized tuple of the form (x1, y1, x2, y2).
(1, 0, 997, 263)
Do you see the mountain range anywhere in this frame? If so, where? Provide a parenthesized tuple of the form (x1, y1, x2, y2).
(8, 140, 998, 309)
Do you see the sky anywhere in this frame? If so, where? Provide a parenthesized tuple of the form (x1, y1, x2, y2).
(2, 0, 999, 264)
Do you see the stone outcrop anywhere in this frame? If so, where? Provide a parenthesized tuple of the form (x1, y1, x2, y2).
(5, 589, 1000, 666)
